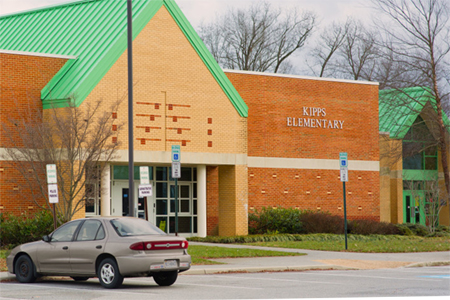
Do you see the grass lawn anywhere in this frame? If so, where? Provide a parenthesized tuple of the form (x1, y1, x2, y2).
(247, 235, 450, 253)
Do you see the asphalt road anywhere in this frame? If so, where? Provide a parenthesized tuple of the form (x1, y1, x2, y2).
(0, 266, 449, 299)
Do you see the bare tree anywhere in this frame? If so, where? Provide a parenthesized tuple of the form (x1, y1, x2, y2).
(307, 19, 351, 77)
(334, 18, 380, 81)
(198, 1, 316, 73)
(372, 0, 450, 215)
(1, 97, 123, 222)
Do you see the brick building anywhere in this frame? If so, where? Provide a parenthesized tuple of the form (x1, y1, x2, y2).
(1, 0, 448, 236)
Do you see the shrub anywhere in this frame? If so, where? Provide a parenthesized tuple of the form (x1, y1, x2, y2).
(395, 224, 415, 236)
(348, 219, 400, 235)
(248, 207, 303, 234)
(0, 211, 58, 248)
(298, 211, 344, 234)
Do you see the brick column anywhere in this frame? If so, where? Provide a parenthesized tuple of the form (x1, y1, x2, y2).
(218, 165, 248, 236)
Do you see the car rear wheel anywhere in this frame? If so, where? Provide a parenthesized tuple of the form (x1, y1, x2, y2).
(97, 258, 123, 289)
(71, 277, 90, 281)
(153, 271, 178, 286)
(14, 255, 37, 283)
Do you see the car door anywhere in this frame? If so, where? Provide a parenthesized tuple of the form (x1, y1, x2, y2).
(69, 219, 107, 274)
(37, 220, 82, 274)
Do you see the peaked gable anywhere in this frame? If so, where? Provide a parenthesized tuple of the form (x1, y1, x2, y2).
(379, 87, 450, 138)
(0, 0, 248, 117)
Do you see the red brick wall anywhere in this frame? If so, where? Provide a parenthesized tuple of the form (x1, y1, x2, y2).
(0, 53, 68, 215)
(206, 166, 219, 235)
(227, 72, 380, 221)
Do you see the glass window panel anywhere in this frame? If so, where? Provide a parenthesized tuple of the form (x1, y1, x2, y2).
(193, 168, 197, 181)
(156, 182, 167, 198)
(425, 157, 437, 170)
(96, 225, 105, 240)
(180, 185, 189, 198)
(193, 183, 197, 198)
(113, 166, 142, 180)
(76, 220, 101, 241)
(181, 200, 189, 212)
(170, 217, 191, 233)
(156, 217, 167, 233)
(424, 146, 437, 156)
(138, 196, 145, 210)
(51, 221, 81, 242)
(403, 153, 423, 170)
(193, 217, 197, 233)
(156, 199, 167, 215)
(180, 167, 192, 181)
(170, 185, 176, 198)
(193, 200, 197, 215)
(170, 199, 176, 213)
(156, 167, 167, 181)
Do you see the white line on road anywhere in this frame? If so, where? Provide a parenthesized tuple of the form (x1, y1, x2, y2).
(178, 282, 263, 290)
(207, 274, 342, 285)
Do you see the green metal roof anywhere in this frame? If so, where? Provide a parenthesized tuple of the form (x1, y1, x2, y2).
(379, 87, 450, 139)
(0, 0, 248, 117)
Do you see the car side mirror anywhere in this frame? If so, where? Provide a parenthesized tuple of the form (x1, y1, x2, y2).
(43, 235, 51, 242)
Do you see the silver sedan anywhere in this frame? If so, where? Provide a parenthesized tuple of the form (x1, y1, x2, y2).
(7, 216, 191, 288)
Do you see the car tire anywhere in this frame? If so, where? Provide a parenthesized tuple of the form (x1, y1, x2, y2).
(14, 255, 37, 283)
(97, 258, 123, 289)
(71, 277, 90, 281)
(153, 271, 178, 286)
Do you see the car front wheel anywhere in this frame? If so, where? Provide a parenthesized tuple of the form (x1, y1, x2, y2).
(153, 271, 178, 286)
(15, 255, 37, 283)
(97, 258, 123, 289)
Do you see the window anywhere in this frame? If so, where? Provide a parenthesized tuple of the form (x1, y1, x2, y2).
(51, 220, 82, 242)
(76, 220, 104, 241)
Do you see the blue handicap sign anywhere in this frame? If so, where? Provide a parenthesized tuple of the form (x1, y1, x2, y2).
(341, 160, 346, 167)
(173, 153, 179, 161)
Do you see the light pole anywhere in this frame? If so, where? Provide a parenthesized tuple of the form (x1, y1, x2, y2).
(127, 0, 135, 217)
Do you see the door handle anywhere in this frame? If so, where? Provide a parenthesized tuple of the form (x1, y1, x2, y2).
(96, 245, 102, 249)
(62, 246, 68, 250)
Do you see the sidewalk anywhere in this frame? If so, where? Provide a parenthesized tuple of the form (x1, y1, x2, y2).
(2, 242, 449, 281)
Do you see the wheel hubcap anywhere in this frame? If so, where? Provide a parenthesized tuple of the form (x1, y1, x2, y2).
(101, 263, 115, 284)
(19, 262, 29, 277)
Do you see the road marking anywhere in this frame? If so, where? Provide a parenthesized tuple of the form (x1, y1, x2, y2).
(179, 283, 263, 290)
(419, 275, 450, 279)
(305, 272, 437, 281)
(209, 274, 341, 285)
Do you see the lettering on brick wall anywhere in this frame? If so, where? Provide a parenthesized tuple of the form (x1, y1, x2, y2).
(286, 107, 344, 129)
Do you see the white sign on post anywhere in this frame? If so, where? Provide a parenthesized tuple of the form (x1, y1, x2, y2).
(339, 152, 348, 182)
(48, 184, 59, 203)
(139, 184, 153, 197)
(140, 166, 150, 185)
(172, 145, 180, 162)
(172, 161, 181, 179)
(46, 164, 57, 184)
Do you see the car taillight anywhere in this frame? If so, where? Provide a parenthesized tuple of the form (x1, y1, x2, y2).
(130, 242, 144, 250)
(130, 240, 188, 250)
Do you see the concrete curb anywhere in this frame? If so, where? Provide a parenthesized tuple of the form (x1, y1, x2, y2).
(183, 265, 358, 275)
(405, 261, 450, 268)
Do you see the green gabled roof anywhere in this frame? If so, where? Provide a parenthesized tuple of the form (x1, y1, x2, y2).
(379, 87, 450, 138)
(0, 0, 248, 117)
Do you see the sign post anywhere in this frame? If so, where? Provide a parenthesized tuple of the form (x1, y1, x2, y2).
(171, 145, 181, 235)
(339, 153, 348, 250)
(46, 164, 58, 230)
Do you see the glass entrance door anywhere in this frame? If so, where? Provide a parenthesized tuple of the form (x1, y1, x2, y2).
(403, 190, 424, 224)
(111, 181, 154, 221)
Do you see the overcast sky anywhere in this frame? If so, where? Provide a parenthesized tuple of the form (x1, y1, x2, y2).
(0, 0, 373, 28)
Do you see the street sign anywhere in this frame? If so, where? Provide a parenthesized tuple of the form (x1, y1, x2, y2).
(171, 145, 180, 162)
(48, 184, 59, 203)
(140, 166, 150, 185)
(339, 152, 348, 168)
(139, 184, 152, 197)
(172, 161, 181, 178)
(340, 168, 348, 182)
(46, 164, 57, 184)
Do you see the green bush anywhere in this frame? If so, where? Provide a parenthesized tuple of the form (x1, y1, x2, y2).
(348, 219, 400, 235)
(396, 223, 429, 237)
(0, 211, 58, 248)
(248, 207, 303, 234)
(298, 211, 344, 234)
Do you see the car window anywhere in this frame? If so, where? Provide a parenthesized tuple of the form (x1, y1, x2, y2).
(76, 220, 104, 241)
(110, 218, 166, 236)
(51, 220, 82, 242)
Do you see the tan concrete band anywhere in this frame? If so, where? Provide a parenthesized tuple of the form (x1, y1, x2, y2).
(248, 156, 380, 171)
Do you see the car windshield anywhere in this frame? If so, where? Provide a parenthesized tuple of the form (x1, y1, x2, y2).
(110, 218, 166, 236)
